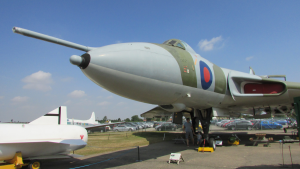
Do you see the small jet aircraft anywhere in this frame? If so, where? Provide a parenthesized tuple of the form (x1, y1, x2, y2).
(0, 106, 87, 169)
(12, 27, 300, 149)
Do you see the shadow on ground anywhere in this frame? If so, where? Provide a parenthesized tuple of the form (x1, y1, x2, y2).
(236, 164, 300, 169)
(40, 131, 297, 169)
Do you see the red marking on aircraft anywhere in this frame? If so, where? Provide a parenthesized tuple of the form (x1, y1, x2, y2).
(203, 67, 210, 83)
(80, 135, 84, 140)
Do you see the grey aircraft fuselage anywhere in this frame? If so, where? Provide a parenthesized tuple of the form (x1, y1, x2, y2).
(12, 27, 300, 117)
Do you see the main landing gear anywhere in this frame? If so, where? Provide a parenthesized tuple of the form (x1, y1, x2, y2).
(197, 108, 216, 150)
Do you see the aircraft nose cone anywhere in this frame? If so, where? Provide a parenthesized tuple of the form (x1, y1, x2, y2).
(70, 55, 82, 66)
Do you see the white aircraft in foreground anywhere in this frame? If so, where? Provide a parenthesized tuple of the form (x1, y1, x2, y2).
(0, 106, 87, 169)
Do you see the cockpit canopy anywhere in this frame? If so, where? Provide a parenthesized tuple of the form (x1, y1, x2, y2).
(163, 39, 196, 54)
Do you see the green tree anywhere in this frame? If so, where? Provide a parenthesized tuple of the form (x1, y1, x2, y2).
(117, 118, 121, 122)
(131, 115, 143, 122)
(131, 115, 139, 122)
(124, 118, 131, 122)
(103, 116, 107, 121)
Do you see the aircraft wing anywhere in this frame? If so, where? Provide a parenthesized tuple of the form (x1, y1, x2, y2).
(84, 122, 124, 129)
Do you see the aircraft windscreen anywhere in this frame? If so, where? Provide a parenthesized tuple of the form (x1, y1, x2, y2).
(163, 39, 196, 54)
(180, 41, 196, 54)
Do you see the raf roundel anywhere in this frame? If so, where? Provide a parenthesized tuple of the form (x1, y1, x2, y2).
(200, 61, 213, 90)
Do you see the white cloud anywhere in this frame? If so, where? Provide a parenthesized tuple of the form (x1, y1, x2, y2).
(22, 71, 53, 92)
(64, 100, 72, 105)
(0, 96, 4, 99)
(106, 96, 113, 99)
(246, 56, 254, 61)
(11, 96, 29, 103)
(98, 101, 111, 106)
(117, 102, 126, 106)
(68, 90, 86, 98)
(198, 36, 223, 51)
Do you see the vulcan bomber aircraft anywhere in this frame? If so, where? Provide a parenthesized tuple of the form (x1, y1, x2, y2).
(12, 27, 300, 149)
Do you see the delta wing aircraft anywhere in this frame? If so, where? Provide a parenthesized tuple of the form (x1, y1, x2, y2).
(12, 27, 300, 149)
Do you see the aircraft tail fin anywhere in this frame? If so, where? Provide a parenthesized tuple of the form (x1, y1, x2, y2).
(29, 106, 67, 125)
(249, 67, 255, 75)
(89, 112, 96, 122)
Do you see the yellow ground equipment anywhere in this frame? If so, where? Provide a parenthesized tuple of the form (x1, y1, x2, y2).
(197, 147, 214, 152)
(0, 152, 40, 169)
(228, 134, 240, 145)
(0, 152, 27, 169)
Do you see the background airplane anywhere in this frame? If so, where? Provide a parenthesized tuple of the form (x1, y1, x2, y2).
(67, 112, 123, 133)
(12, 27, 300, 149)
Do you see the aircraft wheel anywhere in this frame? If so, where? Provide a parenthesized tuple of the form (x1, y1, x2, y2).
(28, 160, 41, 169)
(209, 138, 216, 150)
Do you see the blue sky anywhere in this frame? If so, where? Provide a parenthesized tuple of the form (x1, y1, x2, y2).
(0, 1, 300, 122)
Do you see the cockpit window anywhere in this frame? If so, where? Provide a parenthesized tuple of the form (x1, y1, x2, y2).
(176, 43, 184, 48)
(163, 40, 169, 44)
(162, 39, 196, 54)
(168, 40, 177, 45)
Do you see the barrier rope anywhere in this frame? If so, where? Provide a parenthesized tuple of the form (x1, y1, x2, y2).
(69, 147, 137, 169)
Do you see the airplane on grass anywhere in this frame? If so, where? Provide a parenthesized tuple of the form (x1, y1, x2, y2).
(0, 106, 121, 169)
(12, 27, 300, 150)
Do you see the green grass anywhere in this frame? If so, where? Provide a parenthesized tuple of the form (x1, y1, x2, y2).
(75, 131, 173, 156)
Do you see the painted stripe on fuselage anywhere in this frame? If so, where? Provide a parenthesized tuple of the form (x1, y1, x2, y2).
(154, 43, 197, 88)
(213, 64, 226, 94)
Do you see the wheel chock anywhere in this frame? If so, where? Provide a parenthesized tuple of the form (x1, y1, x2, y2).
(197, 147, 214, 152)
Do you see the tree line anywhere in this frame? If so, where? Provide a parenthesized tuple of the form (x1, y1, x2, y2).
(97, 115, 143, 123)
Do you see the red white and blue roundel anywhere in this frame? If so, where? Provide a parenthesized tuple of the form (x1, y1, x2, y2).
(200, 61, 213, 90)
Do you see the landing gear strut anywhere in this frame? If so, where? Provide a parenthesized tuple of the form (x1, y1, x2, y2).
(198, 108, 216, 150)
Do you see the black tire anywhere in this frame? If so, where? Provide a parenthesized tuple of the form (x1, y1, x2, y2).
(284, 128, 287, 133)
(28, 160, 41, 169)
(209, 138, 216, 150)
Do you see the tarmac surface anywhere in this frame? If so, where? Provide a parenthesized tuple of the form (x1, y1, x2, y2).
(41, 128, 300, 169)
